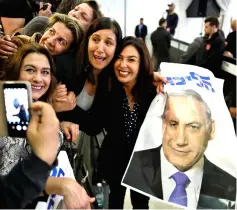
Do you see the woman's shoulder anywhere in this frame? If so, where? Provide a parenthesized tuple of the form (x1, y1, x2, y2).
(144, 84, 157, 100)
(139, 85, 157, 112)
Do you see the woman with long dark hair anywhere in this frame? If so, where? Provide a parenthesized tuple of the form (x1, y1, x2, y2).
(98, 36, 157, 209)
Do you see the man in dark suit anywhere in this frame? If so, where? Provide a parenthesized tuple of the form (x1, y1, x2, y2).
(151, 18, 171, 71)
(135, 18, 147, 42)
(123, 90, 236, 209)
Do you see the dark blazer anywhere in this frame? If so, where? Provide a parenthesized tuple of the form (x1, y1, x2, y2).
(135, 24, 148, 41)
(123, 146, 236, 209)
(151, 27, 171, 69)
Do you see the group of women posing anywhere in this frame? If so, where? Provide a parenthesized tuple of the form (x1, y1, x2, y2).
(0, 1, 166, 208)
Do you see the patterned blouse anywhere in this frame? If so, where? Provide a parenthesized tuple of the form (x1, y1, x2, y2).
(0, 131, 64, 175)
(122, 94, 139, 143)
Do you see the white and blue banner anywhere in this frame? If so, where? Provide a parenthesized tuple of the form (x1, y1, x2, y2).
(35, 151, 75, 210)
(134, 63, 236, 176)
(122, 63, 236, 209)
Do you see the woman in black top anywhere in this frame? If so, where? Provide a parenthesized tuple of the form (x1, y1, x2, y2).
(97, 36, 157, 209)
(55, 17, 123, 126)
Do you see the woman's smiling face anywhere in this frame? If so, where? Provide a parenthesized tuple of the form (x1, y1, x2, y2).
(18, 53, 51, 100)
(88, 29, 117, 75)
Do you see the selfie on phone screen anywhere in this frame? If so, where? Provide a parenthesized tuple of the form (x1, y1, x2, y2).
(3, 84, 30, 137)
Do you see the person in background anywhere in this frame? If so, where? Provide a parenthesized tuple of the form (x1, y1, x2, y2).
(224, 19, 236, 58)
(179, 28, 224, 65)
(151, 18, 171, 71)
(196, 16, 225, 78)
(166, 3, 178, 37)
(0, 102, 59, 208)
(135, 18, 148, 42)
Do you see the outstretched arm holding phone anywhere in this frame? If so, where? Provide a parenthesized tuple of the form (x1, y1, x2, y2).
(0, 102, 59, 208)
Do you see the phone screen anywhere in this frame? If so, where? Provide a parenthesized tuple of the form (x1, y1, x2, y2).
(3, 83, 30, 137)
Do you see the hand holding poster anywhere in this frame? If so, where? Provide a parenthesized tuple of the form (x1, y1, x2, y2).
(122, 63, 236, 209)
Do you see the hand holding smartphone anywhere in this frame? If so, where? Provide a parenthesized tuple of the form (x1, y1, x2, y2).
(0, 81, 32, 138)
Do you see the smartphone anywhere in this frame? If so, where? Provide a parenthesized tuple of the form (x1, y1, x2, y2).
(0, 81, 32, 138)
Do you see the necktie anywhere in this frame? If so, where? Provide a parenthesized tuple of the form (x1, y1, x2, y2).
(168, 171, 190, 207)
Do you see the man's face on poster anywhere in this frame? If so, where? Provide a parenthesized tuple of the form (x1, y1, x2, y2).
(162, 96, 215, 172)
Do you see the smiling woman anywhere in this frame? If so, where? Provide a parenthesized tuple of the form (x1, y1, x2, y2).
(19, 53, 52, 101)
(2, 37, 56, 102)
(54, 17, 122, 116)
(0, 40, 59, 176)
(0, 40, 84, 208)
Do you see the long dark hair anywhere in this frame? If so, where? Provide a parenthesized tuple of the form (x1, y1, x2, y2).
(76, 17, 122, 85)
(115, 36, 154, 102)
(2, 38, 56, 102)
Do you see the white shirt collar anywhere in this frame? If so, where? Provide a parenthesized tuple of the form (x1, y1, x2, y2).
(161, 146, 204, 190)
